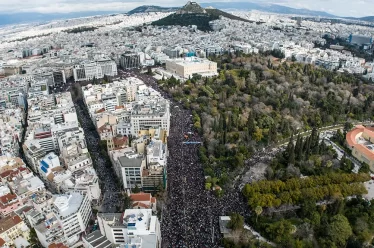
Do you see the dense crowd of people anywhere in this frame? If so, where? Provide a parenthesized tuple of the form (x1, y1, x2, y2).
(138, 72, 251, 247)
(70, 69, 276, 246)
(74, 97, 122, 212)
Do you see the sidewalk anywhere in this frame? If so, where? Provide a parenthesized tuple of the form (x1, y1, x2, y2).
(244, 224, 276, 246)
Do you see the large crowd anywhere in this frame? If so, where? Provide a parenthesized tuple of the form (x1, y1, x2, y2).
(137, 72, 251, 247)
(74, 96, 122, 212)
(70, 69, 277, 246)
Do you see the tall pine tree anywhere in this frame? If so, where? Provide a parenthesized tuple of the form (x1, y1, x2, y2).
(268, 124, 277, 144)
(247, 112, 256, 140)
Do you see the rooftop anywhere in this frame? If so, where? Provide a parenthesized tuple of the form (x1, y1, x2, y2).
(346, 125, 374, 161)
(83, 230, 112, 248)
(98, 213, 123, 227)
(48, 243, 69, 248)
(118, 156, 143, 168)
(53, 192, 84, 218)
(0, 213, 23, 233)
(123, 208, 152, 231)
(130, 192, 152, 202)
(131, 99, 169, 117)
(168, 56, 216, 66)
(219, 216, 231, 234)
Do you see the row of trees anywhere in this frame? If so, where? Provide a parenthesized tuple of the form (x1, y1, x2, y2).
(251, 196, 374, 247)
(246, 182, 367, 208)
(243, 172, 369, 198)
(63, 26, 98, 33)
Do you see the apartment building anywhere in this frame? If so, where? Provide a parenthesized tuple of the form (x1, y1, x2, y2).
(35, 192, 92, 247)
(143, 139, 167, 192)
(39, 152, 62, 178)
(0, 213, 30, 247)
(118, 156, 145, 190)
(6, 169, 44, 199)
(73, 59, 117, 82)
(0, 156, 25, 174)
(23, 139, 47, 172)
(61, 167, 101, 202)
(97, 209, 161, 248)
(130, 99, 170, 136)
(0, 193, 23, 217)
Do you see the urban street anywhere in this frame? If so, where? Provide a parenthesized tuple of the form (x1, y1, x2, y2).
(71, 84, 123, 213)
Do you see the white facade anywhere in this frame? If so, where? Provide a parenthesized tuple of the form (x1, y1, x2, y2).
(130, 100, 170, 136)
(73, 59, 117, 82)
(117, 156, 145, 190)
(35, 192, 92, 247)
(116, 121, 132, 136)
(165, 56, 218, 78)
(62, 168, 101, 202)
(97, 209, 161, 248)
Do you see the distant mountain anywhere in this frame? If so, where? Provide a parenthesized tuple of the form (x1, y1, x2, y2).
(129, 2, 338, 18)
(199, 2, 337, 18)
(0, 11, 119, 26)
(127, 5, 179, 15)
(346, 16, 374, 22)
(359, 16, 374, 22)
(152, 1, 251, 31)
(2, 2, 374, 27)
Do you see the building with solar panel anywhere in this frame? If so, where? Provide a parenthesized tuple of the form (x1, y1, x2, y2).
(38, 152, 61, 177)
(34, 192, 92, 247)
(97, 208, 161, 247)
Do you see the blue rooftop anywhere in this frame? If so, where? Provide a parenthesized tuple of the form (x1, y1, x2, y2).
(41, 166, 48, 174)
(40, 160, 49, 168)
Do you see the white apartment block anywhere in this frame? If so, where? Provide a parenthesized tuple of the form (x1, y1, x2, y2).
(62, 167, 101, 202)
(130, 99, 170, 136)
(39, 152, 61, 178)
(97, 209, 161, 248)
(116, 121, 132, 136)
(117, 156, 145, 190)
(23, 139, 47, 172)
(73, 59, 117, 82)
(35, 192, 92, 247)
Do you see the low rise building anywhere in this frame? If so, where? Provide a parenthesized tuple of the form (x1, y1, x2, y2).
(0, 213, 30, 247)
(130, 192, 157, 213)
(346, 125, 374, 170)
(97, 209, 161, 247)
(34, 192, 92, 247)
(0, 156, 25, 174)
(165, 56, 218, 78)
(0, 193, 23, 217)
(61, 167, 101, 202)
(73, 59, 117, 82)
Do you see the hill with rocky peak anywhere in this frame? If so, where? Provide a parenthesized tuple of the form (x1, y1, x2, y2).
(151, 1, 251, 31)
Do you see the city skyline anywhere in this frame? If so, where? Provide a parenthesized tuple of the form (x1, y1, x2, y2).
(0, 0, 372, 17)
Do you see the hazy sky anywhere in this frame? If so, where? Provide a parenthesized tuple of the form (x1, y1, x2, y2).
(0, 0, 372, 17)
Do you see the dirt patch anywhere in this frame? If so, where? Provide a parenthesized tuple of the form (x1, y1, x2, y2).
(241, 162, 268, 184)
